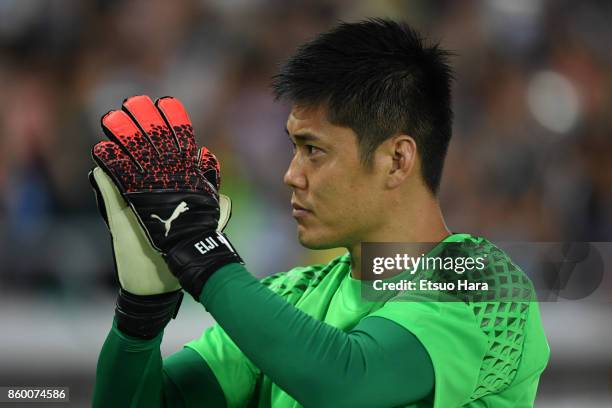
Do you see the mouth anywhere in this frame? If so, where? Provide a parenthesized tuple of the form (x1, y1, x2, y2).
(291, 201, 312, 219)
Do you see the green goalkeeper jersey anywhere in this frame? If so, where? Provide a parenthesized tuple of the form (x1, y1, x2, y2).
(186, 233, 550, 407)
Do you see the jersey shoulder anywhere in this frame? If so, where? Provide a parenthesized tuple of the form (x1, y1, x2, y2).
(443, 234, 535, 302)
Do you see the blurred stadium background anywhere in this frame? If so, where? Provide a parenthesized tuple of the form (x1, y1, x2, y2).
(0, 0, 610, 406)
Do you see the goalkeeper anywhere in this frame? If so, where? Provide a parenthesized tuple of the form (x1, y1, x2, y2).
(91, 19, 550, 407)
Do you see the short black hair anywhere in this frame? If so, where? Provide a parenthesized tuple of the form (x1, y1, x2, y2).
(272, 18, 454, 194)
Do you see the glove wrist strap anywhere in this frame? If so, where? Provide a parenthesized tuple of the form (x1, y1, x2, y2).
(166, 231, 243, 300)
(115, 289, 184, 339)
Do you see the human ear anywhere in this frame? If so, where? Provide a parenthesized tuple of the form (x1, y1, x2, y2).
(387, 135, 416, 189)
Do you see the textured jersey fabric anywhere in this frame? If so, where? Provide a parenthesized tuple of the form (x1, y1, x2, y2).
(186, 233, 550, 407)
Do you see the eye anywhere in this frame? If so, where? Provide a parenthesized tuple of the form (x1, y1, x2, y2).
(305, 145, 323, 156)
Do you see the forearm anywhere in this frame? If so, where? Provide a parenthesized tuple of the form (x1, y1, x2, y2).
(92, 319, 170, 408)
(200, 263, 434, 407)
(93, 320, 227, 407)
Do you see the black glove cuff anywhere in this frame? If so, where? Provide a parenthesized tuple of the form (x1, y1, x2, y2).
(165, 231, 244, 300)
(115, 289, 184, 340)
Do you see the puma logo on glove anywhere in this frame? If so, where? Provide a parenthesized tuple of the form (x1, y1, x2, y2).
(151, 201, 190, 237)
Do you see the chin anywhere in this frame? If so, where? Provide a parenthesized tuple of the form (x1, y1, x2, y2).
(297, 226, 343, 250)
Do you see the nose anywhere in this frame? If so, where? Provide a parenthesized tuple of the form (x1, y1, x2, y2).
(283, 155, 307, 190)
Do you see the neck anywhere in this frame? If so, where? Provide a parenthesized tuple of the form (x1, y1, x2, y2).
(349, 194, 450, 280)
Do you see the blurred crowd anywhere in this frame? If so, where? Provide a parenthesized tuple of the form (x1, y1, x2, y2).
(1, 0, 611, 295)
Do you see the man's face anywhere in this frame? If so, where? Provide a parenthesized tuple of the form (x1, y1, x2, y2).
(284, 105, 387, 250)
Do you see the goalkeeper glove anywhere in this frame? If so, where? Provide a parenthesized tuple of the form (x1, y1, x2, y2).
(92, 95, 243, 304)
(90, 167, 232, 296)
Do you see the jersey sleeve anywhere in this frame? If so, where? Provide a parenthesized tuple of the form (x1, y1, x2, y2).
(183, 266, 318, 408)
(368, 299, 489, 407)
(195, 263, 436, 407)
(93, 320, 167, 408)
